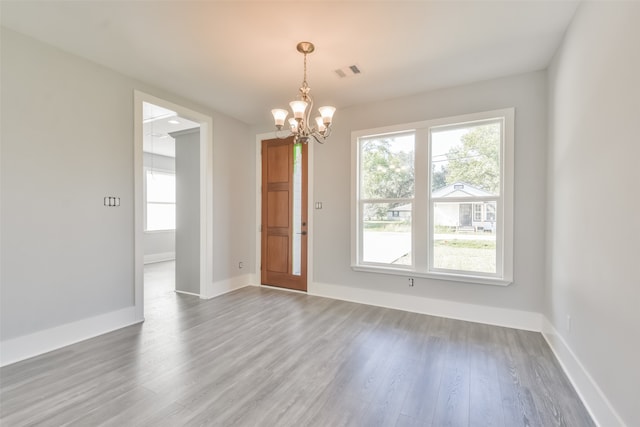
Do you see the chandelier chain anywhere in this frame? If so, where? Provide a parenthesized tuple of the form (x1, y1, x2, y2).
(302, 53, 308, 89)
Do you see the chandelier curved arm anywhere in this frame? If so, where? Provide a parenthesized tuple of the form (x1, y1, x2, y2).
(311, 134, 327, 144)
(302, 93, 314, 135)
(275, 128, 291, 140)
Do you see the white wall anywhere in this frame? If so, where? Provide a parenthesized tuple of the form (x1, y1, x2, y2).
(304, 71, 548, 324)
(546, 3, 640, 426)
(173, 128, 200, 295)
(0, 28, 254, 360)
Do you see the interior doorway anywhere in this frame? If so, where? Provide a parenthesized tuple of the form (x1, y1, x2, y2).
(134, 91, 213, 321)
(260, 137, 308, 291)
(141, 102, 200, 301)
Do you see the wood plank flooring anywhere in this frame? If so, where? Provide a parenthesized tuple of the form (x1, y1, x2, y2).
(1, 264, 594, 426)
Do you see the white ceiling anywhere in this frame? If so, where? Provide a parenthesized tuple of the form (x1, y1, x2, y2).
(143, 102, 199, 158)
(1, 1, 580, 127)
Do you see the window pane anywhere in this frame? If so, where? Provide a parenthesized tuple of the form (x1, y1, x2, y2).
(146, 171, 176, 203)
(292, 144, 302, 276)
(432, 201, 496, 273)
(431, 121, 501, 196)
(360, 133, 415, 199)
(362, 202, 411, 265)
(147, 203, 176, 231)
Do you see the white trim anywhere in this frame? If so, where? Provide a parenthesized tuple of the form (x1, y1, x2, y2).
(260, 284, 308, 295)
(255, 132, 271, 288)
(308, 281, 541, 332)
(351, 265, 512, 286)
(307, 140, 315, 290)
(541, 318, 627, 427)
(0, 307, 142, 367)
(134, 91, 214, 317)
(144, 251, 176, 264)
(134, 92, 145, 321)
(174, 290, 200, 297)
(254, 132, 315, 291)
(201, 274, 253, 299)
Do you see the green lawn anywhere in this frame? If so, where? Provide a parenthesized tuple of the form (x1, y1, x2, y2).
(364, 220, 411, 232)
(364, 220, 496, 273)
(434, 239, 495, 250)
(433, 244, 496, 273)
(392, 240, 496, 272)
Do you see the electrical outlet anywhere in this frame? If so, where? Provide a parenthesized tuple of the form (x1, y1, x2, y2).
(408, 278, 414, 287)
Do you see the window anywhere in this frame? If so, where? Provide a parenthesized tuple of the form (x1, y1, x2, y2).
(474, 203, 482, 221)
(352, 109, 514, 285)
(358, 132, 415, 266)
(145, 169, 176, 231)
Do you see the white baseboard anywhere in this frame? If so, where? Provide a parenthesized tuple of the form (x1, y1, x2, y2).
(144, 252, 175, 264)
(541, 318, 626, 427)
(260, 284, 307, 295)
(0, 307, 143, 367)
(175, 290, 200, 297)
(309, 281, 542, 332)
(201, 273, 253, 299)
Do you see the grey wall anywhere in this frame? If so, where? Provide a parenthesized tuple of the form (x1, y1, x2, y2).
(143, 231, 175, 261)
(0, 28, 254, 341)
(547, 3, 640, 426)
(1, 28, 134, 340)
(172, 128, 200, 295)
(143, 152, 175, 260)
(305, 71, 548, 313)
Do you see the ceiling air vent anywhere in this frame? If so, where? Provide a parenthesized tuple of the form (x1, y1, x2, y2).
(335, 64, 361, 78)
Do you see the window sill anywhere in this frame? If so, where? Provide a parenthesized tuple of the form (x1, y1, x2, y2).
(144, 229, 176, 234)
(351, 265, 512, 286)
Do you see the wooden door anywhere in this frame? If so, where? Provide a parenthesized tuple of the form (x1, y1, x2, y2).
(261, 137, 308, 291)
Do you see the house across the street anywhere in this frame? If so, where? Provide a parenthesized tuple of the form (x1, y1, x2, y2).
(388, 182, 496, 232)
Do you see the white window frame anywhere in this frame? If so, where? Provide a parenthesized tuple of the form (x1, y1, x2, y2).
(356, 130, 416, 269)
(351, 108, 514, 286)
(143, 167, 176, 232)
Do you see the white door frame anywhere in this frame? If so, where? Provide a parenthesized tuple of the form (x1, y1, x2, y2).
(254, 132, 314, 291)
(134, 90, 214, 320)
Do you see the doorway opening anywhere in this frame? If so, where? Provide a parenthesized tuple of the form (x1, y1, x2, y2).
(142, 102, 200, 303)
(134, 91, 213, 321)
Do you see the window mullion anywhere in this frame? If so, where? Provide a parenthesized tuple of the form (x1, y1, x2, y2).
(431, 195, 499, 203)
(147, 201, 175, 205)
(359, 198, 414, 204)
(414, 128, 429, 271)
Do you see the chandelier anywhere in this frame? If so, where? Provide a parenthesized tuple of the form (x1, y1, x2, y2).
(271, 42, 336, 144)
